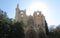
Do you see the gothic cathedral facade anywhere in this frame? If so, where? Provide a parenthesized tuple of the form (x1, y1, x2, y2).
(15, 4, 47, 38)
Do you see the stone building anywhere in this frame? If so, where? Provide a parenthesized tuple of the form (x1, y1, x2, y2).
(15, 4, 47, 38)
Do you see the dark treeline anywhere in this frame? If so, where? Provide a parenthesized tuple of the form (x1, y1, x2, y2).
(49, 25, 60, 38)
(0, 9, 25, 38)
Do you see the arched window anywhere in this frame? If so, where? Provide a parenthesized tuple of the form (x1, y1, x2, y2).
(37, 12, 39, 15)
(28, 19, 34, 26)
(21, 12, 23, 14)
(21, 15, 23, 17)
(26, 30, 37, 38)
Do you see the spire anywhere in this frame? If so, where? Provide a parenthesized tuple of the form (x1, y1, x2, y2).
(17, 4, 19, 8)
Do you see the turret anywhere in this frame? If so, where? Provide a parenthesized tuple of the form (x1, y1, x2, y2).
(17, 4, 19, 8)
(15, 4, 20, 22)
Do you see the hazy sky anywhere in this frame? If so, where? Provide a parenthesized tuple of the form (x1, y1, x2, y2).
(0, 0, 60, 26)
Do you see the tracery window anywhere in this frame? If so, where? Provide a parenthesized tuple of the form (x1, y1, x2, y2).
(28, 19, 34, 26)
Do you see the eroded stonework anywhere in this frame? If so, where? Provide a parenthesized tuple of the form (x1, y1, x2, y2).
(15, 4, 47, 38)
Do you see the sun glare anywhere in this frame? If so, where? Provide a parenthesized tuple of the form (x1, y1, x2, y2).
(27, 2, 48, 16)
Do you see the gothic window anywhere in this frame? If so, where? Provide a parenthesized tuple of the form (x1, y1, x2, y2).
(28, 19, 34, 26)
(21, 15, 24, 18)
(29, 31, 35, 38)
(21, 12, 23, 14)
(38, 24, 40, 27)
(27, 30, 37, 38)
(37, 12, 39, 15)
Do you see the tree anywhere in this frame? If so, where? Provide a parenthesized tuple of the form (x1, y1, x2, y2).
(0, 9, 9, 38)
(49, 25, 60, 38)
(0, 9, 25, 38)
(13, 22, 25, 38)
(45, 20, 49, 35)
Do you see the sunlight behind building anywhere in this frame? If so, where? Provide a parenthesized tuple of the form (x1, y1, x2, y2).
(26, 2, 48, 16)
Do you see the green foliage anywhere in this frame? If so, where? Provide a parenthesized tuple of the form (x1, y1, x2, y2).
(14, 22, 25, 38)
(0, 9, 25, 38)
(49, 25, 60, 38)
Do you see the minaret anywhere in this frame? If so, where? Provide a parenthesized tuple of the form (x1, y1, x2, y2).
(17, 4, 19, 8)
(15, 4, 20, 22)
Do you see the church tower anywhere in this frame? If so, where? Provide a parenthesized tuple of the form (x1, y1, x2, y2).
(15, 4, 27, 25)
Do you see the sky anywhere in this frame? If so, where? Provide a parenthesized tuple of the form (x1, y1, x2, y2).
(0, 0, 60, 26)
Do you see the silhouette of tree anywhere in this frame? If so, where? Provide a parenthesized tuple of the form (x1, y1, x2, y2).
(0, 9, 25, 38)
(45, 20, 49, 35)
